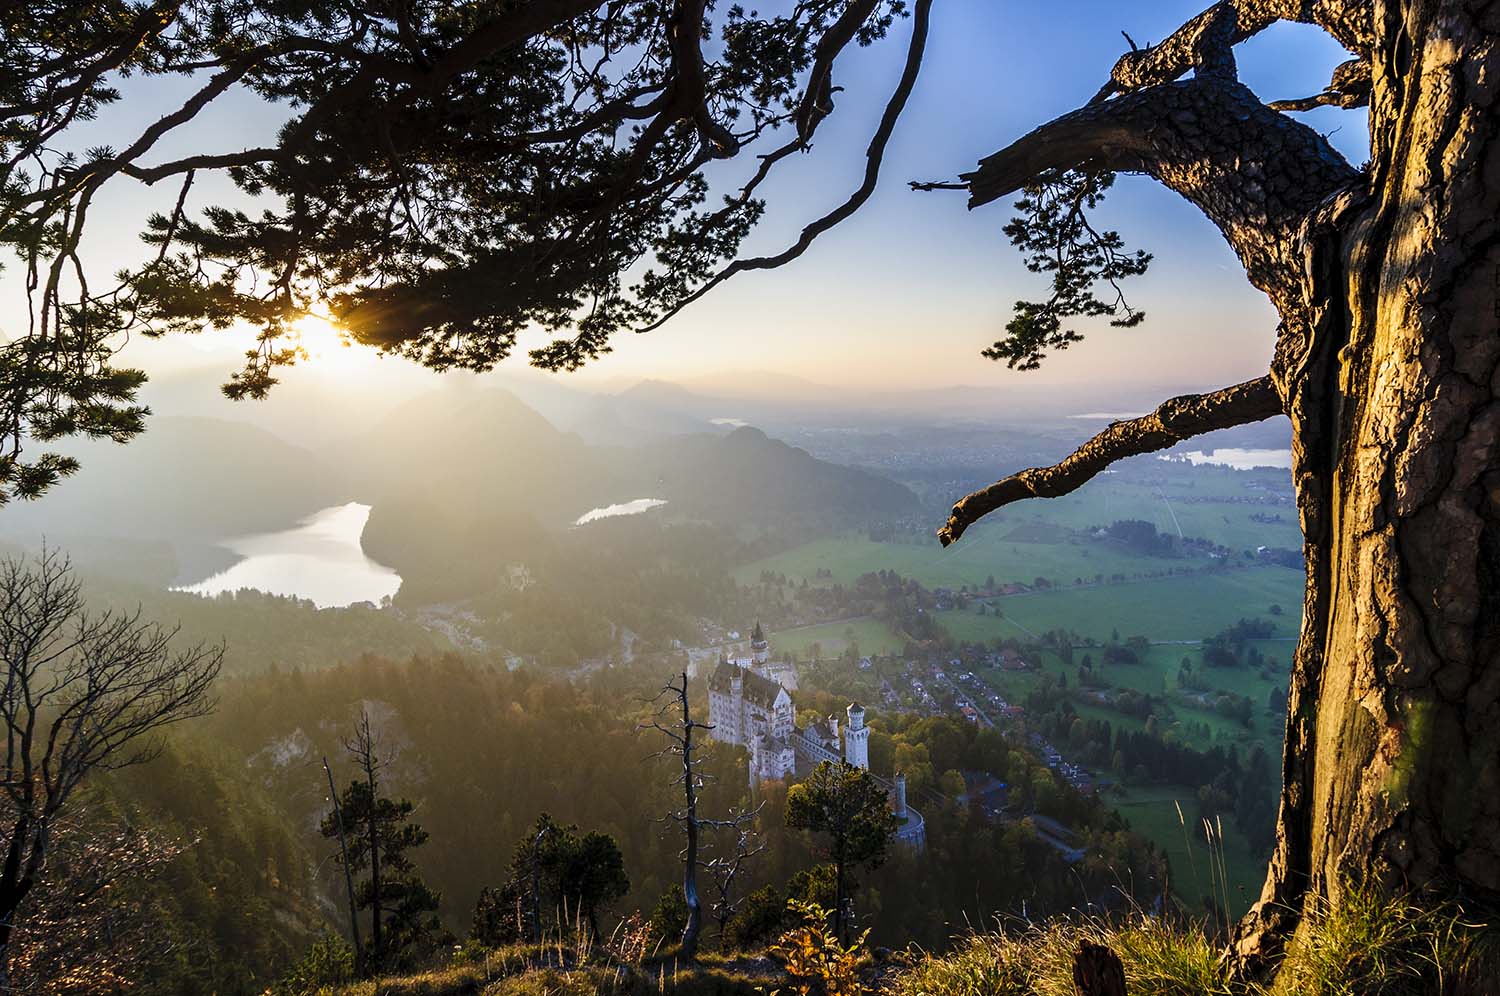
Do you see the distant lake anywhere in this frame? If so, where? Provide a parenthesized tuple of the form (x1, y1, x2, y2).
(1160, 448, 1293, 470)
(175, 502, 400, 608)
(575, 498, 668, 525)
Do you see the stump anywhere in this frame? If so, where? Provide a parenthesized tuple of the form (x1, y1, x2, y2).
(1072, 940, 1126, 996)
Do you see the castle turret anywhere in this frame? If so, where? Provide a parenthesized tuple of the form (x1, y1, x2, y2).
(894, 771, 908, 820)
(843, 702, 869, 769)
(751, 620, 769, 665)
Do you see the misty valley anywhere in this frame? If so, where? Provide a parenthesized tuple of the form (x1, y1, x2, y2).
(6, 2, 1497, 993)
(0, 375, 1314, 991)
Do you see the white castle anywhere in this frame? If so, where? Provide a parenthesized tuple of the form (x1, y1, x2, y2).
(706, 623, 923, 848)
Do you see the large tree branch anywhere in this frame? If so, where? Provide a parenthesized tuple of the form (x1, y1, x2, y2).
(937, 375, 1282, 546)
(962, 77, 1360, 312)
(1267, 58, 1372, 112)
(1092, 0, 1372, 103)
(118, 149, 280, 185)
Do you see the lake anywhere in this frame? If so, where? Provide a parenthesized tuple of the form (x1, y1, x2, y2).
(175, 502, 401, 608)
(1159, 448, 1293, 470)
(575, 498, 668, 525)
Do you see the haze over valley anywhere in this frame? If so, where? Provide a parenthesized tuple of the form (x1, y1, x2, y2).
(6, 2, 1489, 992)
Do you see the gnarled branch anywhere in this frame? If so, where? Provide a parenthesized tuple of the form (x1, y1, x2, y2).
(937, 375, 1282, 546)
(1091, 0, 1371, 103)
(1268, 58, 1372, 112)
(962, 76, 1360, 312)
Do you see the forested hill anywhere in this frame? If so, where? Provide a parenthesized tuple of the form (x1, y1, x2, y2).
(0, 388, 920, 599)
(335, 387, 605, 525)
(342, 389, 920, 533)
(612, 426, 921, 529)
(81, 653, 1160, 993)
(351, 395, 921, 603)
(0, 416, 347, 543)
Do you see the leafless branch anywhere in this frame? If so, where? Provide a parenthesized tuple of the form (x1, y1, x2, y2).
(0, 549, 220, 970)
(1268, 58, 1372, 112)
(639, 0, 933, 333)
(938, 375, 1282, 546)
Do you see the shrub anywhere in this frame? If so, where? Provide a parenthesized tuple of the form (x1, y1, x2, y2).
(649, 885, 689, 947)
(767, 900, 870, 996)
(271, 934, 356, 995)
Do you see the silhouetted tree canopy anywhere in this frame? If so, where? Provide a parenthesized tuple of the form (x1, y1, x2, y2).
(1, 0, 930, 500)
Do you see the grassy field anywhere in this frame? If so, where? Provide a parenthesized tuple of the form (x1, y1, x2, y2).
(735, 531, 1157, 591)
(975, 643, 1286, 756)
(934, 567, 1303, 643)
(1019, 460, 1302, 550)
(738, 460, 1299, 919)
(736, 459, 1302, 594)
(769, 616, 906, 657)
(1108, 784, 1266, 919)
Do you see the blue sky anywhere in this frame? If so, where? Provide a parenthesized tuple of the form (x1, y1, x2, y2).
(9, 2, 1367, 400)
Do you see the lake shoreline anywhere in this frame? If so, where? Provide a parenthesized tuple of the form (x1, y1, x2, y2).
(172, 502, 401, 609)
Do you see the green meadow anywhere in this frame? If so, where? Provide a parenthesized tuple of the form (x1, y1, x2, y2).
(1108, 783, 1266, 918)
(769, 616, 906, 658)
(931, 566, 1301, 643)
(735, 460, 1302, 594)
(739, 458, 1301, 914)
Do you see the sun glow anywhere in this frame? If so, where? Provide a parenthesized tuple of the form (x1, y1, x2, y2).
(290, 309, 378, 376)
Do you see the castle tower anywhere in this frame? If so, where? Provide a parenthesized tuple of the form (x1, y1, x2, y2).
(894, 771, 908, 820)
(843, 702, 869, 770)
(751, 621, 769, 665)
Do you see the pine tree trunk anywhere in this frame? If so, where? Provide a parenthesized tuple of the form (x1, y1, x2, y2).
(1237, 0, 1500, 965)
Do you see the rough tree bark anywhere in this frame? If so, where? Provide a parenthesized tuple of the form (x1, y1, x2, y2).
(938, 0, 1499, 973)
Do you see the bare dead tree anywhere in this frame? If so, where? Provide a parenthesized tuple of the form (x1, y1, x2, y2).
(324, 754, 363, 967)
(0, 549, 222, 984)
(345, 711, 385, 964)
(699, 805, 764, 944)
(641, 672, 713, 959)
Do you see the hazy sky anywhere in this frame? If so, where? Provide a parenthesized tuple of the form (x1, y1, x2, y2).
(12, 2, 1367, 403)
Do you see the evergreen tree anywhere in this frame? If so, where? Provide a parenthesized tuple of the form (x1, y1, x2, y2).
(784, 762, 898, 942)
(497, 814, 630, 941)
(721, 885, 788, 952)
(471, 882, 526, 947)
(320, 713, 442, 973)
(648, 885, 689, 947)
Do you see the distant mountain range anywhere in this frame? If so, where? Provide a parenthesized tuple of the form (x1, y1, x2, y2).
(0, 387, 920, 597)
(139, 358, 1272, 444)
(347, 391, 921, 601)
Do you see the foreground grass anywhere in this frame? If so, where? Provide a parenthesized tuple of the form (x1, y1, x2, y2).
(295, 890, 1497, 996)
(892, 915, 1231, 996)
(300, 946, 772, 996)
(892, 891, 1498, 996)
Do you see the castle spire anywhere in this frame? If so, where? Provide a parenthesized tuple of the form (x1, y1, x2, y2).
(750, 620, 769, 665)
